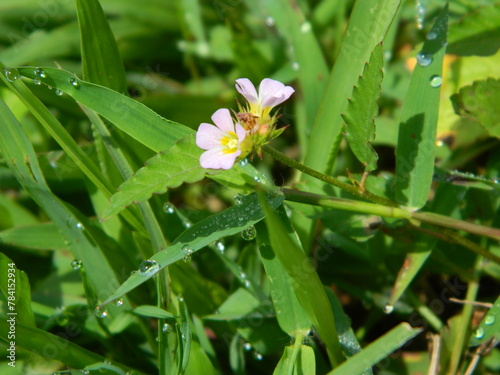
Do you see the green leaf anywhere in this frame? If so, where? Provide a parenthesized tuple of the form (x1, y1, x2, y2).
(258, 194, 344, 366)
(342, 43, 383, 172)
(0, 253, 35, 327)
(101, 135, 206, 220)
(469, 295, 500, 347)
(0, 318, 144, 374)
(14, 67, 193, 152)
(395, 4, 449, 209)
(76, 0, 127, 93)
(451, 78, 500, 138)
(447, 4, 500, 57)
(256, 218, 312, 337)
(133, 305, 177, 319)
(101, 191, 284, 306)
(328, 323, 422, 375)
(303, 0, 402, 174)
(273, 344, 316, 375)
(0, 222, 66, 250)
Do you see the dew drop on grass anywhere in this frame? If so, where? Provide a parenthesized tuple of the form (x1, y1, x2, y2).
(76, 222, 83, 229)
(485, 314, 495, 325)
(300, 21, 311, 34)
(71, 259, 82, 270)
(429, 75, 442, 88)
(234, 194, 243, 204)
(34, 67, 46, 78)
(474, 327, 484, 339)
(138, 260, 160, 276)
(291, 62, 300, 71)
(415, 0, 425, 30)
(383, 303, 394, 314)
(253, 351, 263, 361)
(241, 226, 256, 241)
(163, 202, 175, 214)
(162, 323, 172, 333)
(416, 52, 432, 67)
(244, 280, 251, 288)
(94, 306, 108, 318)
(215, 241, 225, 252)
(33, 78, 41, 85)
(243, 342, 252, 351)
(426, 31, 437, 40)
(265, 17, 275, 27)
(4, 68, 20, 82)
(239, 158, 248, 167)
(69, 78, 80, 88)
(115, 298, 124, 307)
(55, 89, 63, 96)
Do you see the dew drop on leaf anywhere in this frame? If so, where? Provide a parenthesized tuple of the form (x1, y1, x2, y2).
(69, 78, 80, 88)
(474, 327, 484, 339)
(163, 202, 175, 214)
(241, 226, 256, 241)
(4, 68, 20, 82)
(416, 52, 432, 67)
(429, 75, 443, 88)
(484, 314, 495, 325)
(71, 259, 82, 270)
(94, 306, 108, 318)
(383, 303, 394, 314)
(138, 260, 160, 276)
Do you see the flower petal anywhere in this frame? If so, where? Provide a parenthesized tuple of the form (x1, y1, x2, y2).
(258, 78, 295, 108)
(196, 123, 225, 150)
(234, 123, 247, 145)
(200, 148, 241, 170)
(211, 108, 235, 133)
(235, 78, 259, 104)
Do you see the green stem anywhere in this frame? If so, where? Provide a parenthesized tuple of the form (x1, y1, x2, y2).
(282, 188, 410, 219)
(263, 145, 395, 207)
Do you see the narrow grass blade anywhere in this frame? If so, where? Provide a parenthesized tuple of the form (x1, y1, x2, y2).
(256, 220, 312, 336)
(303, 0, 402, 174)
(342, 43, 383, 172)
(258, 194, 344, 366)
(101, 191, 284, 306)
(0, 253, 35, 326)
(395, 4, 449, 209)
(273, 344, 315, 375)
(76, 0, 127, 93)
(133, 305, 177, 319)
(14, 67, 192, 152)
(469, 295, 500, 347)
(0, 222, 66, 250)
(328, 323, 422, 375)
(0, 319, 145, 374)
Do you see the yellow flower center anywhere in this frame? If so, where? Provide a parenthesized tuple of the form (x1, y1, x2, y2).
(220, 131, 239, 154)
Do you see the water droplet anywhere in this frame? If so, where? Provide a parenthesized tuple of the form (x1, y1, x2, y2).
(104, 359, 112, 365)
(138, 260, 160, 277)
(163, 202, 175, 214)
(300, 21, 311, 34)
(55, 89, 63, 96)
(155, 336, 161, 342)
(415, 0, 425, 30)
(178, 296, 184, 302)
(33, 78, 41, 85)
(215, 241, 225, 252)
(253, 351, 263, 361)
(429, 75, 442, 88)
(4, 68, 20, 82)
(81, 371, 90, 375)
(76, 222, 83, 229)
(34, 67, 46, 78)
(241, 226, 256, 241)
(265, 16, 275, 27)
(182, 245, 193, 255)
(383, 304, 394, 314)
(94, 306, 108, 318)
(485, 314, 495, 325)
(474, 327, 484, 339)
(441, 40, 448, 47)
(183, 221, 191, 228)
(239, 158, 248, 167)
(181, 333, 186, 340)
(291, 62, 300, 71)
(253, 176, 261, 183)
(115, 298, 124, 307)
(183, 255, 192, 262)
(416, 52, 432, 67)
(243, 342, 252, 351)
(71, 259, 82, 270)
(426, 31, 437, 40)
(162, 323, 172, 333)
(244, 280, 251, 288)
(69, 78, 80, 88)
(234, 194, 243, 204)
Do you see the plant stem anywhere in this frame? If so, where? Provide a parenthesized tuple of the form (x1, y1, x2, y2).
(262, 145, 395, 207)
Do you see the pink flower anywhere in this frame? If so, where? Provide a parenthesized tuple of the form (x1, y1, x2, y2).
(235, 78, 295, 114)
(196, 108, 247, 170)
